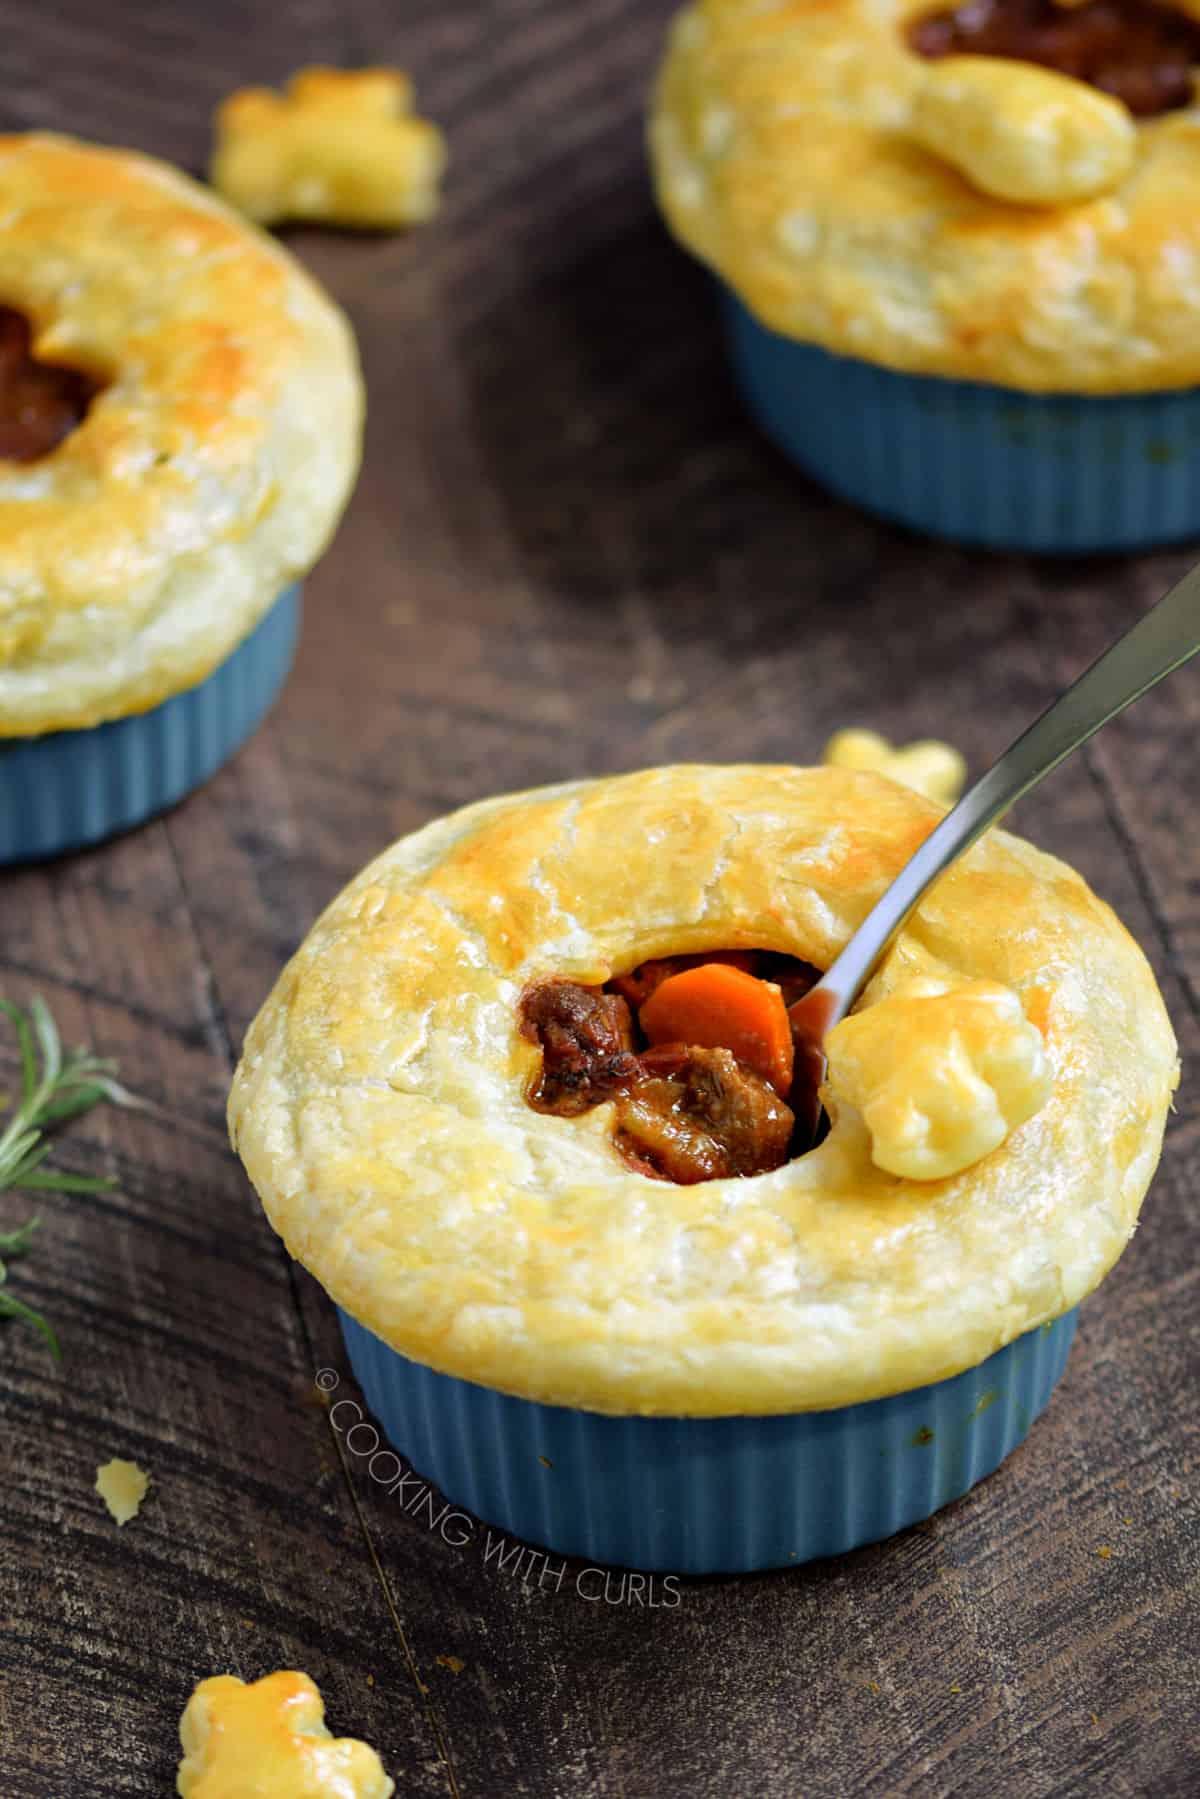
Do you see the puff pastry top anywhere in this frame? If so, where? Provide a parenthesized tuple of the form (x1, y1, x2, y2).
(650, 1, 1200, 392)
(0, 134, 363, 735)
(229, 765, 1178, 1416)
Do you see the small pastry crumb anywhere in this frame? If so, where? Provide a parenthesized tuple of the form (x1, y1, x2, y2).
(95, 1458, 150, 1526)
(822, 729, 966, 806)
(211, 67, 446, 229)
(177, 1671, 393, 1799)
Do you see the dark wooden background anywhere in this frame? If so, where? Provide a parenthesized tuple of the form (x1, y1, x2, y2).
(1, 2, 1198, 1793)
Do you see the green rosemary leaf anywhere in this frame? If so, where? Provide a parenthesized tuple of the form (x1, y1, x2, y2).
(28, 994, 62, 1091)
(0, 1216, 38, 1257)
(79, 1069, 144, 1112)
(13, 1170, 117, 1195)
(0, 994, 137, 1358)
(0, 1000, 36, 1107)
(2, 1129, 47, 1177)
(37, 1082, 116, 1127)
(0, 1286, 61, 1360)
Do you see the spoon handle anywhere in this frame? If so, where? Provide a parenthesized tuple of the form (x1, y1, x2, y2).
(813, 557, 1200, 1025)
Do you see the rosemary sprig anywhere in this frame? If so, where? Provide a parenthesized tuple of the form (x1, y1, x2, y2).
(0, 996, 137, 1359)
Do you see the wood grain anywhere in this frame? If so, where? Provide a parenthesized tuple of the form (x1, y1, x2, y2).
(1, 1, 1198, 1793)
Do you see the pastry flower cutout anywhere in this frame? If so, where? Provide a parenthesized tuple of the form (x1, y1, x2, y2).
(177, 1671, 394, 1799)
(211, 67, 446, 229)
(823, 728, 966, 806)
(908, 57, 1135, 206)
(824, 974, 1052, 1181)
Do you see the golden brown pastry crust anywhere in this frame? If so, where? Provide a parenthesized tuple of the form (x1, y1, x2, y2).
(0, 134, 363, 735)
(211, 67, 446, 230)
(823, 726, 967, 804)
(650, 1, 1200, 393)
(229, 765, 1179, 1416)
(177, 1672, 393, 1799)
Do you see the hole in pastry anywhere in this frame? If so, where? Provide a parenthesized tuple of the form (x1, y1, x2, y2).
(520, 951, 829, 1184)
(0, 305, 104, 463)
(909, 0, 1200, 117)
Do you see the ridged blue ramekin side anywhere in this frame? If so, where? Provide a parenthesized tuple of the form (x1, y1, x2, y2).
(0, 584, 301, 863)
(337, 1306, 1078, 1574)
(720, 289, 1200, 553)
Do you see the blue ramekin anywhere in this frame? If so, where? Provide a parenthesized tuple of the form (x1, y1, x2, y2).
(338, 1304, 1078, 1574)
(0, 584, 300, 863)
(721, 289, 1200, 553)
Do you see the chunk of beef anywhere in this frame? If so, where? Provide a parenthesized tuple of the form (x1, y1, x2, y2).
(521, 980, 639, 1115)
(616, 1044, 795, 1184)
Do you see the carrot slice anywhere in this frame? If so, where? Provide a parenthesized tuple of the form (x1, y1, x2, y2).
(609, 950, 758, 1010)
(638, 962, 795, 1099)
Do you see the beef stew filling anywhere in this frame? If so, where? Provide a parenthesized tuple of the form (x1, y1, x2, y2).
(0, 305, 101, 462)
(910, 0, 1200, 118)
(521, 980, 640, 1115)
(520, 951, 822, 1184)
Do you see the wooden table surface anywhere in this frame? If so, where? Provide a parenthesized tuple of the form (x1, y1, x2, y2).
(2, 2, 1199, 1793)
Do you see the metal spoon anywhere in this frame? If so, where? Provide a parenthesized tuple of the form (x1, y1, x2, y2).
(788, 558, 1200, 1143)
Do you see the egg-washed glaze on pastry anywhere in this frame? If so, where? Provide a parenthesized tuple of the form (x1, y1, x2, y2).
(823, 727, 967, 804)
(0, 134, 362, 735)
(211, 67, 446, 229)
(650, 0, 1200, 392)
(825, 963, 1053, 1180)
(229, 765, 1178, 1416)
(177, 1672, 393, 1799)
